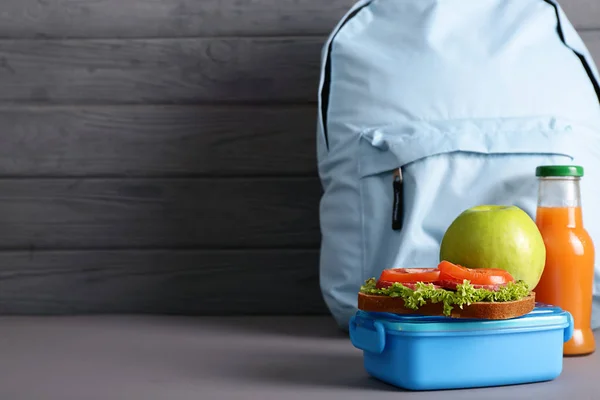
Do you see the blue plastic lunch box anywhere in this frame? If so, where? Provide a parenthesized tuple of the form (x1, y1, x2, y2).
(349, 304, 574, 391)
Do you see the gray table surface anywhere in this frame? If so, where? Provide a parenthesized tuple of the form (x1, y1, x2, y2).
(0, 315, 597, 400)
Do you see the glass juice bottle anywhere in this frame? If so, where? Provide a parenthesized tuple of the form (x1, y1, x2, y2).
(534, 165, 595, 356)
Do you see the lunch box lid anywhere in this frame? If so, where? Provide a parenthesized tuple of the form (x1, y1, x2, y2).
(352, 303, 573, 335)
(350, 304, 574, 356)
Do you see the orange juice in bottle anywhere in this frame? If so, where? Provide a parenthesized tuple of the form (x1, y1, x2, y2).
(534, 165, 595, 356)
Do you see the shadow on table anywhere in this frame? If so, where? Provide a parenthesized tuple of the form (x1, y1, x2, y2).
(221, 350, 398, 392)
(204, 315, 348, 339)
(222, 351, 569, 396)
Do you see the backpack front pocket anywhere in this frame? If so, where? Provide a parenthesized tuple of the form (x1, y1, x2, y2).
(356, 117, 576, 282)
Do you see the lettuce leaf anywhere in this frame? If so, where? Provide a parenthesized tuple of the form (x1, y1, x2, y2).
(359, 278, 530, 316)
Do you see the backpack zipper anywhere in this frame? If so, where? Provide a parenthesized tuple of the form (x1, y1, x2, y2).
(392, 168, 404, 231)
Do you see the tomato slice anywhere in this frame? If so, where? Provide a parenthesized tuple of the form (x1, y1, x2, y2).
(378, 268, 440, 285)
(437, 260, 514, 286)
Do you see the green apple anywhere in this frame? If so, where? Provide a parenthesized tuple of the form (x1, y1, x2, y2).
(439, 205, 546, 289)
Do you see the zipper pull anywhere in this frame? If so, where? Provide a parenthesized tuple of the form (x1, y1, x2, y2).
(392, 168, 403, 231)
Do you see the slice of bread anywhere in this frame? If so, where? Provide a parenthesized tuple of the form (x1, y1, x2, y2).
(357, 292, 536, 320)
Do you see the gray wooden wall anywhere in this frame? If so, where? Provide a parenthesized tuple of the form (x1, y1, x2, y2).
(0, 0, 597, 315)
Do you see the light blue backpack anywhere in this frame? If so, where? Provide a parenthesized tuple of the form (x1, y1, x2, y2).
(317, 0, 600, 329)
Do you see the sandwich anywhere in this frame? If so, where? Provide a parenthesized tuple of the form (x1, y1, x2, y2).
(358, 260, 535, 319)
